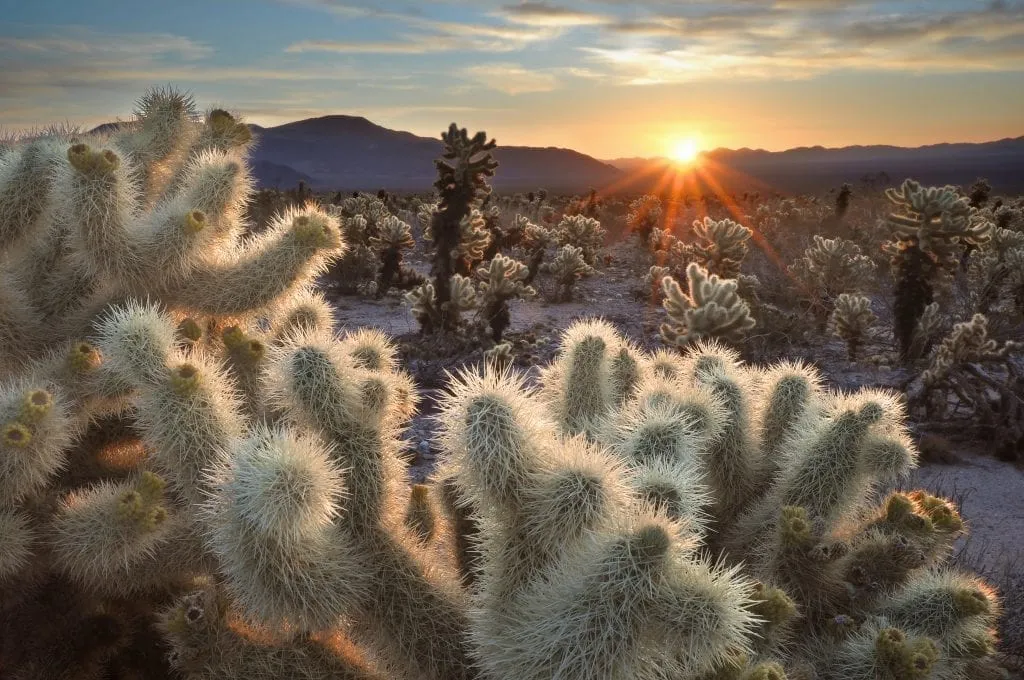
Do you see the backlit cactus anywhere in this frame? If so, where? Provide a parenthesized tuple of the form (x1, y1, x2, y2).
(553, 213, 606, 265)
(660, 263, 756, 348)
(830, 293, 877, 360)
(541, 244, 595, 301)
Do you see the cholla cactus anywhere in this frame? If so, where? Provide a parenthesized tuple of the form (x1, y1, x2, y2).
(541, 244, 595, 302)
(688, 216, 752, 279)
(790, 236, 877, 320)
(640, 265, 672, 303)
(907, 302, 944, 364)
(432, 322, 1003, 680)
(967, 227, 1024, 315)
(626, 194, 663, 244)
(404, 274, 479, 335)
(885, 179, 995, 361)
(483, 342, 515, 371)
(554, 214, 606, 265)
(476, 254, 535, 341)
(323, 195, 394, 295)
(887, 180, 993, 250)
(830, 293, 877, 360)
(660, 263, 756, 349)
(908, 314, 1024, 461)
(368, 214, 415, 297)
(922, 314, 1022, 387)
(426, 124, 497, 331)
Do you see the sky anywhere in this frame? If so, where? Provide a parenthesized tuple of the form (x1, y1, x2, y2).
(1, 0, 1023, 159)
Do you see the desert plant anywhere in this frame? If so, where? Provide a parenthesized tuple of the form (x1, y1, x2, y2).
(660, 263, 756, 349)
(884, 179, 993, 361)
(790, 235, 877, 324)
(368, 214, 418, 296)
(424, 125, 497, 332)
(553, 213, 606, 265)
(541, 244, 595, 302)
(626, 194, 663, 244)
(687, 216, 752, 279)
(830, 293, 877, 360)
(0, 86, 1009, 680)
(475, 254, 536, 341)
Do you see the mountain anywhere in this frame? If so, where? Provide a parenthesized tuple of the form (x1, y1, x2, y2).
(604, 138, 1024, 195)
(86, 116, 1024, 194)
(248, 116, 622, 192)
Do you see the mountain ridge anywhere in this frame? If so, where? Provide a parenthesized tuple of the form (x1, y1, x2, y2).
(86, 116, 1024, 193)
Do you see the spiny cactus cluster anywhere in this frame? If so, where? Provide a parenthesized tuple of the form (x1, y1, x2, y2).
(790, 235, 877, 322)
(446, 319, 1004, 680)
(552, 213, 606, 265)
(830, 293, 878, 360)
(419, 124, 497, 332)
(660, 263, 756, 348)
(884, 180, 994, 361)
(687, 216, 753, 279)
(541, 244, 595, 302)
(626, 194, 664, 243)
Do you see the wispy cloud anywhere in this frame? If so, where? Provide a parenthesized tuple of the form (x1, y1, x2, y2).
(496, 2, 611, 27)
(462, 63, 559, 94)
(583, 1, 1024, 84)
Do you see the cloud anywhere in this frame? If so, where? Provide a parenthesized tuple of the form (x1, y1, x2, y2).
(497, 2, 611, 27)
(0, 30, 213, 60)
(582, 2, 1024, 84)
(462, 63, 559, 94)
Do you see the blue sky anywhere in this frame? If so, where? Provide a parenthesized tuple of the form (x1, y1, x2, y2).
(1, 0, 1022, 157)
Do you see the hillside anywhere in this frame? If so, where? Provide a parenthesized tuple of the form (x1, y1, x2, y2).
(247, 116, 622, 192)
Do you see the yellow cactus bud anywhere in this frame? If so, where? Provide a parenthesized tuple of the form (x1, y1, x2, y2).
(117, 490, 144, 520)
(928, 504, 963, 533)
(886, 493, 914, 522)
(20, 389, 53, 423)
(209, 109, 235, 130)
(184, 210, 206, 234)
(66, 143, 93, 173)
(293, 214, 338, 249)
(138, 470, 166, 500)
(751, 583, 797, 627)
(244, 339, 265, 363)
(954, 587, 991, 616)
(2, 422, 32, 448)
(68, 341, 102, 372)
(67, 143, 120, 176)
(780, 506, 812, 547)
(222, 325, 246, 350)
(177, 318, 202, 343)
(170, 363, 201, 396)
(146, 506, 168, 529)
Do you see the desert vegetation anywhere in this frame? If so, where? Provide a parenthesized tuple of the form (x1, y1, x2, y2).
(1, 87, 1022, 680)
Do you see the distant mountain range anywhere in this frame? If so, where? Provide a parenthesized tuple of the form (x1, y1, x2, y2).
(605, 138, 1024, 195)
(91, 117, 1024, 194)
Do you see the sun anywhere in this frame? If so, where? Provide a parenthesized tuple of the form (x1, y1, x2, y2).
(670, 138, 700, 165)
